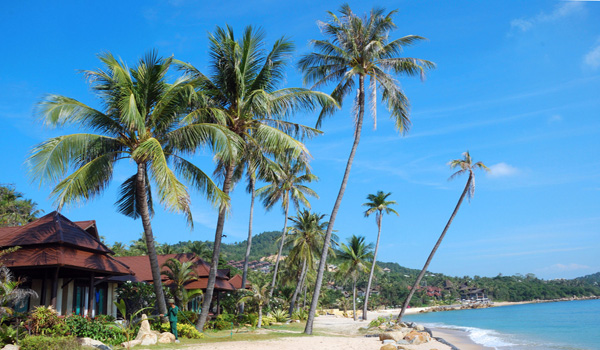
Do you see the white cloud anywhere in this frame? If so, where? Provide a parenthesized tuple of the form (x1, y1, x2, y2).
(583, 41, 600, 70)
(511, 2, 585, 32)
(487, 162, 519, 178)
(542, 263, 591, 272)
(548, 114, 563, 123)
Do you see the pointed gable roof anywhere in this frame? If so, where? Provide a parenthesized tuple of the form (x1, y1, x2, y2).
(0, 211, 112, 254)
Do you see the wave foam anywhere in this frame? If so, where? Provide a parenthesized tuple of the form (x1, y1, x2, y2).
(424, 323, 516, 348)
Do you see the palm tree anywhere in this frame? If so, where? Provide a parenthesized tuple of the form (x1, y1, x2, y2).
(176, 25, 334, 330)
(361, 191, 398, 320)
(397, 151, 488, 322)
(336, 235, 373, 321)
(0, 265, 37, 318)
(161, 258, 198, 310)
(298, 5, 434, 334)
(185, 241, 212, 261)
(28, 52, 233, 318)
(237, 282, 271, 328)
(257, 152, 318, 301)
(285, 210, 330, 317)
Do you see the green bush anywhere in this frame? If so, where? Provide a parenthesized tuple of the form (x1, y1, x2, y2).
(181, 310, 198, 324)
(239, 313, 258, 327)
(20, 336, 82, 350)
(27, 306, 63, 335)
(0, 323, 26, 346)
(291, 308, 308, 321)
(269, 309, 289, 323)
(208, 314, 233, 330)
(260, 316, 276, 326)
(63, 315, 126, 345)
(154, 322, 204, 339)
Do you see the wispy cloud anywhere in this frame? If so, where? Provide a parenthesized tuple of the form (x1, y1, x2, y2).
(511, 2, 585, 32)
(488, 162, 520, 178)
(538, 263, 591, 273)
(583, 39, 600, 70)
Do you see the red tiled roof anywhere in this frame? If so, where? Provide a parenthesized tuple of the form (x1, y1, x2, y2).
(115, 253, 229, 282)
(2, 246, 133, 275)
(0, 212, 111, 253)
(229, 274, 251, 289)
(184, 278, 237, 291)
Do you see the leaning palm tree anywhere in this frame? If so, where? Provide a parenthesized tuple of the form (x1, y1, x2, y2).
(361, 191, 398, 320)
(397, 151, 488, 322)
(257, 152, 319, 301)
(28, 52, 234, 317)
(285, 210, 330, 317)
(298, 5, 434, 334)
(161, 258, 198, 310)
(336, 235, 373, 321)
(176, 25, 334, 330)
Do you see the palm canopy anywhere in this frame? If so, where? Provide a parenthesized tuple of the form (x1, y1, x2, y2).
(28, 51, 236, 223)
(449, 151, 490, 200)
(363, 191, 399, 219)
(298, 4, 435, 130)
(286, 210, 333, 266)
(336, 235, 373, 282)
(256, 152, 319, 213)
(176, 25, 335, 164)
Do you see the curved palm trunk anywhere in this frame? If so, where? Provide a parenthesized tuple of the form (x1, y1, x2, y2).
(397, 174, 473, 322)
(305, 75, 365, 334)
(363, 213, 382, 320)
(240, 177, 256, 314)
(136, 162, 168, 320)
(269, 196, 290, 300)
(352, 280, 357, 321)
(197, 163, 235, 330)
(288, 259, 307, 317)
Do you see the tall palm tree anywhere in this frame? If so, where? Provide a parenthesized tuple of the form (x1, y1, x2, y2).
(161, 258, 198, 310)
(336, 235, 373, 321)
(185, 241, 213, 261)
(298, 5, 434, 334)
(285, 210, 329, 316)
(361, 191, 398, 320)
(257, 152, 319, 301)
(28, 52, 234, 317)
(397, 151, 488, 322)
(176, 25, 334, 331)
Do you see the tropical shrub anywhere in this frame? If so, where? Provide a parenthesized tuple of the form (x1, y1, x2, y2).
(64, 315, 126, 345)
(27, 306, 62, 335)
(154, 322, 204, 339)
(0, 323, 26, 346)
(181, 310, 198, 324)
(115, 282, 156, 317)
(367, 316, 388, 328)
(260, 316, 276, 327)
(19, 336, 82, 350)
(269, 309, 289, 323)
(238, 312, 258, 327)
(291, 308, 308, 321)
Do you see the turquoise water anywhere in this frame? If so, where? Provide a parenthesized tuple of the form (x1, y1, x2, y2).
(404, 299, 600, 350)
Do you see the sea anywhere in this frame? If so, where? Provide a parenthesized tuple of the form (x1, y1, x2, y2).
(403, 299, 600, 350)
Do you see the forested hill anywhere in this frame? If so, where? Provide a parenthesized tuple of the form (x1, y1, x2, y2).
(576, 272, 600, 284)
(219, 230, 291, 261)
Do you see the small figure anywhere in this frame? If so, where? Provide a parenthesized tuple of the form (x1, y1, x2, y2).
(161, 299, 180, 343)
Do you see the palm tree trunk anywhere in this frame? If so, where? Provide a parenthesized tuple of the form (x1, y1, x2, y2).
(197, 162, 235, 330)
(240, 176, 256, 314)
(352, 280, 357, 321)
(363, 213, 382, 320)
(136, 162, 168, 320)
(289, 259, 307, 317)
(305, 75, 365, 334)
(397, 174, 473, 322)
(269, 196, 290, 300)
(257, 305, 263, 328)
(303, 282, 307, 308)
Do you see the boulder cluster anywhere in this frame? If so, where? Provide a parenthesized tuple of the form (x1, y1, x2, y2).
(366, 320, 437, 350)
(121, 314, 176, 348)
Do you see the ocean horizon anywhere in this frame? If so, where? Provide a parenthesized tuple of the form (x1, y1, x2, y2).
(403, 299, 599, 350)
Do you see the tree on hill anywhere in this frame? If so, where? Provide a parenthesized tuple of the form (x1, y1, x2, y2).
(298, 4, 434, 334)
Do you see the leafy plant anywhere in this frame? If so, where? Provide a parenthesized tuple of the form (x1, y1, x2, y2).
(114, 299, 151, 349)
(154, 322, 204, 338)
(291, 308, 308, 321)
(27, 306, 63, 335)
(0, 323, 26, 346)
(64, 315, 126, 345)
(269, 309, 289, 323)
(115, 281, 156, 317)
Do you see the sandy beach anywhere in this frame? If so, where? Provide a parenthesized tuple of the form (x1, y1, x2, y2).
(179, 307, 490, 350)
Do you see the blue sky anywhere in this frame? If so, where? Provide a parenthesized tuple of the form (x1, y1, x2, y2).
(1, 1, 598, 280)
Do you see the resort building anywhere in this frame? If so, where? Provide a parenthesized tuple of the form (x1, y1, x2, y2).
(0, 212, 247, 317)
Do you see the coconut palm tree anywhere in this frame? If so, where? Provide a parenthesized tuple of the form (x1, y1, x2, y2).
(28, 52, 235, 317)
(361, 191, 398, 320)
(256, 152, 319, 301)
(176, 25, 334, 330)
(185, 241, 213, 261)
(237, 282, 271, 328)
(285, 210, 330, 316)
(397, 151, 488, 322)
(161, 258, 198, 310)
(336, 235, 373, 321)
(298, 5, 434, 333)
